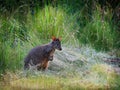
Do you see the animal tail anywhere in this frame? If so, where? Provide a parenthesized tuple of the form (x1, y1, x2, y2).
(24, 63, 29, 70)
(24, 57, 30, 70)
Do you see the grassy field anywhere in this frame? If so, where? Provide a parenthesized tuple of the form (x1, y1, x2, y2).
(1, 47, 120, 90)
(0, 0, 120, 90)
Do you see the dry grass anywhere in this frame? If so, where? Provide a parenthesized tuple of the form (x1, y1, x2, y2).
(1, 62, 120, 90)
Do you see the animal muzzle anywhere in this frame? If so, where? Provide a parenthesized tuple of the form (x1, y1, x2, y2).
(59, 48, 62, 51)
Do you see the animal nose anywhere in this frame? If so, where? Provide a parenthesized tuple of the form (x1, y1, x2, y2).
(59, 48, 62, 50)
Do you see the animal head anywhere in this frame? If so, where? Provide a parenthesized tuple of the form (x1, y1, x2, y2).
(51, 36, 62, 51)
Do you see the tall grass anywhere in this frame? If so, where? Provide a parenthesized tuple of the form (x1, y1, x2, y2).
(57, 0, 120, 51)
(77, 5, 120, 51)
(27, 5, 79, 44)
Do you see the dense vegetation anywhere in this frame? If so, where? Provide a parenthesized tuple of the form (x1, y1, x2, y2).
(0, 0, 120, 89)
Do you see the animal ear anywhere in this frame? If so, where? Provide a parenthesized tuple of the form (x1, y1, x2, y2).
(59, 37, 62, 41)
(52, 36, 56, 41)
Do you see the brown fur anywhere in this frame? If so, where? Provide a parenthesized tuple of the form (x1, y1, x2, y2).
(37, 58, 49, 70)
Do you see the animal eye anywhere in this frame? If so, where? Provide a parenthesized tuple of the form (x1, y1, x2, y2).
(57, 43, 59, 45)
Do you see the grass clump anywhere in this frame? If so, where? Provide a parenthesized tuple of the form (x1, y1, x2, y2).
(78, 5, 119, 51)
(27, 5, 79, 44)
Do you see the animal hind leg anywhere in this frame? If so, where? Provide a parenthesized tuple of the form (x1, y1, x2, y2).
(42, 61, 49, 70)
